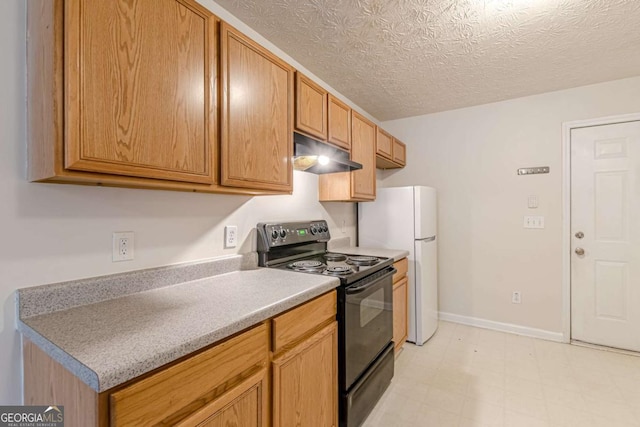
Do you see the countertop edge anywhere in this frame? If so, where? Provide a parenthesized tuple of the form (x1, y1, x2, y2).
(22, 278, 339, 393)
(18, 321, 100, 391)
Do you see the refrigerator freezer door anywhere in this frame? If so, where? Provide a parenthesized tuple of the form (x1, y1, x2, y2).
(414, 186, 437, 239)
(412, 238, 438, 345)
(358, 186, 416, 249)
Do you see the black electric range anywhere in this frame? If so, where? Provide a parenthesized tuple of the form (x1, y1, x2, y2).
(257, 220, 395, 427)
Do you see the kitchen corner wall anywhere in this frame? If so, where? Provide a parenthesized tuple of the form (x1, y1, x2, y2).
(0, 0, 357, 404)
(379, 76, 640, 336)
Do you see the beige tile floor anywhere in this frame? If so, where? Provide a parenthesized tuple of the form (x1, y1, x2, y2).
(363, 321, 640, 427)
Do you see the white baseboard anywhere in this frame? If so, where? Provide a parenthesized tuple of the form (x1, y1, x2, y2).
(439, 312, 564, 343)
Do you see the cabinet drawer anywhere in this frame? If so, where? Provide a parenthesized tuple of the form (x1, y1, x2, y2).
(110, 323, 268, 426)
(393, 258, 408, 283)
(272, 291, 336, 354)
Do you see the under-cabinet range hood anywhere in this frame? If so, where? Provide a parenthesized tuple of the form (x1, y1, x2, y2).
(293, 132, 363, 174)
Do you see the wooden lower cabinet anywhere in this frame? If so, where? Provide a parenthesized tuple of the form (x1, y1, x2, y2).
(393, 277, 409, 355)
(392, 258, 409, 355)
(24, 291, 338, 427)
(271, 291, 338, 427)
(111, 324, 269, 426)
(272, 322, 338, 427)
(176, 370, 267, 427)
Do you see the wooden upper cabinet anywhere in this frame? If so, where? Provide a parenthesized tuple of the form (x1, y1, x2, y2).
(220, 23, 294, 192)
(64, 0, 217, 184)
(376, 128, 393, 160)
(319, 111, 375, 202)
(327, 95, 351, 150)
(376, 135, 407, 169)
(350, 112, 376, 200)
(392, 138, 406, 166)
(295, 73, 328, 141)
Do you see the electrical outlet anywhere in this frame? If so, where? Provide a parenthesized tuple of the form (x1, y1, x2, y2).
(225, 225, 238, 248)
(113, 232, 134, 262)
(512, 291, 522, 304)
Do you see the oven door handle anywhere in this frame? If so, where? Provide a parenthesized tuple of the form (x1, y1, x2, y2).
(345, 267, 396, 295)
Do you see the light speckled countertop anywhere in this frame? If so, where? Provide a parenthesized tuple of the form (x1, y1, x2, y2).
(328, 238, 409, 262)
(17, 260, 339, 392)
(340, 246, 409, 262)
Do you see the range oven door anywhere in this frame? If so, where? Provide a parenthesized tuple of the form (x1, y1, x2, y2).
(341, 267, 394, 390)
(342, 342, 394, 427)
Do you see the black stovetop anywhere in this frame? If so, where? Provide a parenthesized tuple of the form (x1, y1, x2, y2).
(271, 251, 394, 285)
(256, 220, 394, 285)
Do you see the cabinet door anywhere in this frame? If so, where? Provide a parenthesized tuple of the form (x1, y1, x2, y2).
(376, 128, 393, 160)
(393, 277, 409, 354)
(296, 73, 327, 140)
(327, 95, 351, 150)
(392, 138, 407, 166)
(110, 324, 268, 426)
(351, 111, 376, 200)
(65, 0, 217, 184)
(220, 23, 294, 192)
(273, 322, 338, 427)
(176, 370, 268, 427)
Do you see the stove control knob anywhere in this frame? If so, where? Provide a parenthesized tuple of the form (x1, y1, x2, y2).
(310, 226, 317, 235)
(271, 229, 279, 240)
(322, 225, 328, 233)
(280, 229, 287, 238)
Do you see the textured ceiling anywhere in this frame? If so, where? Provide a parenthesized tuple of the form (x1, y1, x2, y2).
(214, 0, 640, 121)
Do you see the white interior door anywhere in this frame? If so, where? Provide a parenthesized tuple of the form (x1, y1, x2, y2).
(571, 120, 640, 351)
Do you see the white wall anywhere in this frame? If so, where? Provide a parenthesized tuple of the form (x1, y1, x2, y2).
(0, 0, 358, 404)
(380, 76, 640, 335)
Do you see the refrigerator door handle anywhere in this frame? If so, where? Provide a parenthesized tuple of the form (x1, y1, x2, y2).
(416, 235, 436, 242)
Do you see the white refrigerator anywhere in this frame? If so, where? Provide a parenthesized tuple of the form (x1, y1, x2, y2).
(358, 186, 438, 345)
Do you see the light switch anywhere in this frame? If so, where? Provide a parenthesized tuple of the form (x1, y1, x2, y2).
(528, 195, 539, 209)
(523, 216, 545, 229)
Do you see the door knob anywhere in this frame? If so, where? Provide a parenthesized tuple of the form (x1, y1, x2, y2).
(575, 231, 584, 239)
(575, 247, 585, 256)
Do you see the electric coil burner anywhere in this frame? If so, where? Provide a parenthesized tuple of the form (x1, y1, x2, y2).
(346, 255, 379, 266)
(257, 220, 395, 427)
(325, 252, 348, 262)
(326, 266, 354, 276)
(289, 260, 326, 273)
